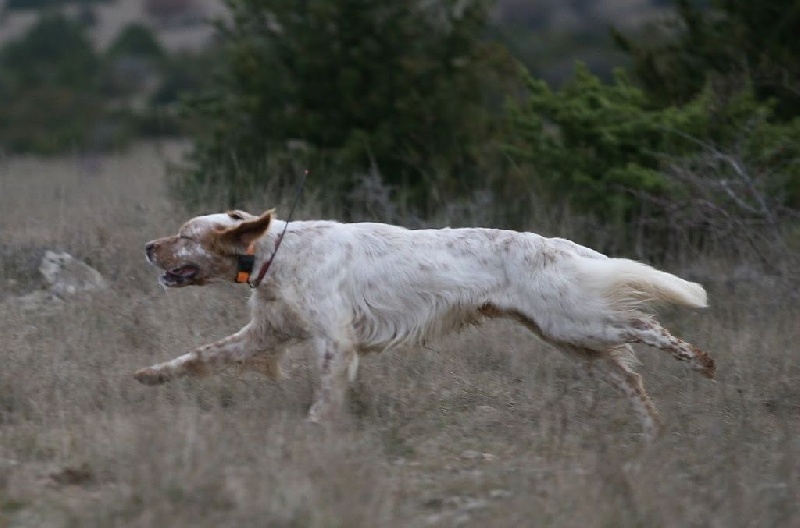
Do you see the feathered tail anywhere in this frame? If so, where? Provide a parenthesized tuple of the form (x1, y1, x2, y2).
(574, 257, 708, 314)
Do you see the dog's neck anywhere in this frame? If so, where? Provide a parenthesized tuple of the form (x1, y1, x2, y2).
(235, 219, 287, 286)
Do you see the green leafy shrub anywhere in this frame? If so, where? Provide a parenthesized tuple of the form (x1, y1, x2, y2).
(504, 62, 800, 255)
(504, 63, 711, 223)
(176, 0, 519, 209)
(612, 0, 800, 117)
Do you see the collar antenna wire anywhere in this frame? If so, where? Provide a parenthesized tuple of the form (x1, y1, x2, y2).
(247, 169, 309, 288)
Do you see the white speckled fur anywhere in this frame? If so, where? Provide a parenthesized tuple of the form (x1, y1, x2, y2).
(135, 211, 716, 439)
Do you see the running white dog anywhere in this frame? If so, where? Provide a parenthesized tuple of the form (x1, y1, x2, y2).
(135, 209, 715, 438)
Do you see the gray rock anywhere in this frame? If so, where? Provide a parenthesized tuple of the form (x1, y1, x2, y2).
(39, 251, 108, 297)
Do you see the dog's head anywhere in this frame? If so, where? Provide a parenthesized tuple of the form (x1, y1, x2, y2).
(145, 209, 273, 288)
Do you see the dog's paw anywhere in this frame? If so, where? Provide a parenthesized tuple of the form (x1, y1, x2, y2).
(696, 358, 716, 380)
(133, 367, 169, 386)
(308, 398, 343, 425)
(307, 401, 329, 424)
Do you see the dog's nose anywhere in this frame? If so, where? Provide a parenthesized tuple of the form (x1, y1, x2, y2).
(145, 241, 156, 260)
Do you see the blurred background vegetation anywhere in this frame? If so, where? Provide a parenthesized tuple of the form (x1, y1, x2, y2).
(1, 0, 798, 263)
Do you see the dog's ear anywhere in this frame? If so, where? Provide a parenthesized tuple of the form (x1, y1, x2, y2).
(215, 209, 274, 250)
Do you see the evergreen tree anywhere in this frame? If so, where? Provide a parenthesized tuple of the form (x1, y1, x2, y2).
(0, 13, 103, 153)
(504, 63, 710, 225)
(613, 0, 800, 117)
(0, 13, 98, 93)
(179, 0, 517, 208)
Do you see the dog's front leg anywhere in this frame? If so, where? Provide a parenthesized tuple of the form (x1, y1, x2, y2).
(134, 326, 262, 385)
(308, 337, 356, 423)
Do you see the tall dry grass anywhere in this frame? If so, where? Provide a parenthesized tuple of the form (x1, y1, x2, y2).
(0, 142, 798, 527)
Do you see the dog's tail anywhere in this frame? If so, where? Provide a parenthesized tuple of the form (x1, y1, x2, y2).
(574, 257, 708, 313)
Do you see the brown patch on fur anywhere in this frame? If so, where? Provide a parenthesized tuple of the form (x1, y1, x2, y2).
(541, 250, 557, 266)
(624, 319, 716, 379)
(322, 350, 334, 371)
(478, 303, 503, 317)
(479, 303, 546, 339)
(183, 358, 213, 377)
(240, 356, 285, 379)
(630, 318, 652, 330)
(691, 345, 716, 379)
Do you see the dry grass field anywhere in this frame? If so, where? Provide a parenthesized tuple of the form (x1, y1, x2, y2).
(0, 143, 798, 527)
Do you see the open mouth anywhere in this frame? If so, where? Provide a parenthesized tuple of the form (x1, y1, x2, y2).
(159, 264, 200, 287)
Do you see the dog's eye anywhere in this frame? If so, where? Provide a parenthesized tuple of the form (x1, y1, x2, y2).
(227, 211, 244, 220)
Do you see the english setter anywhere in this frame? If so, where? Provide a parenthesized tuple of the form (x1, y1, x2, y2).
(135, 210, 715, 438)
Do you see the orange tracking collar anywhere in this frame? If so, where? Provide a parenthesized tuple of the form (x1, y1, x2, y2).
(235, 242, 256, 284)
(234, 233, 284, 287)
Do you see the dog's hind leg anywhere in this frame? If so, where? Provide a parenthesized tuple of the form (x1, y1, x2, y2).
(134, 325, 267, 385)
(584, 348, 662, 440)
(554, 342, 661, 440)
(482, 304, 661, 438)
(617, 319, 716, 379)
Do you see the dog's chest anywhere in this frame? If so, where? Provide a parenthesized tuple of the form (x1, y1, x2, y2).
(248, 289, 312, 339)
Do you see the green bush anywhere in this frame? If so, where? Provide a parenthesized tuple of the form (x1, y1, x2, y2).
(176, 0, 519, 209)
(613, 0, 800, 117)
(504, 63, 710, 223)
(503, 62, 800, 252)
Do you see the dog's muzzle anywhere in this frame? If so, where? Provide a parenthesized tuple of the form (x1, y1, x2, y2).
(159, 264, 200, 287)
